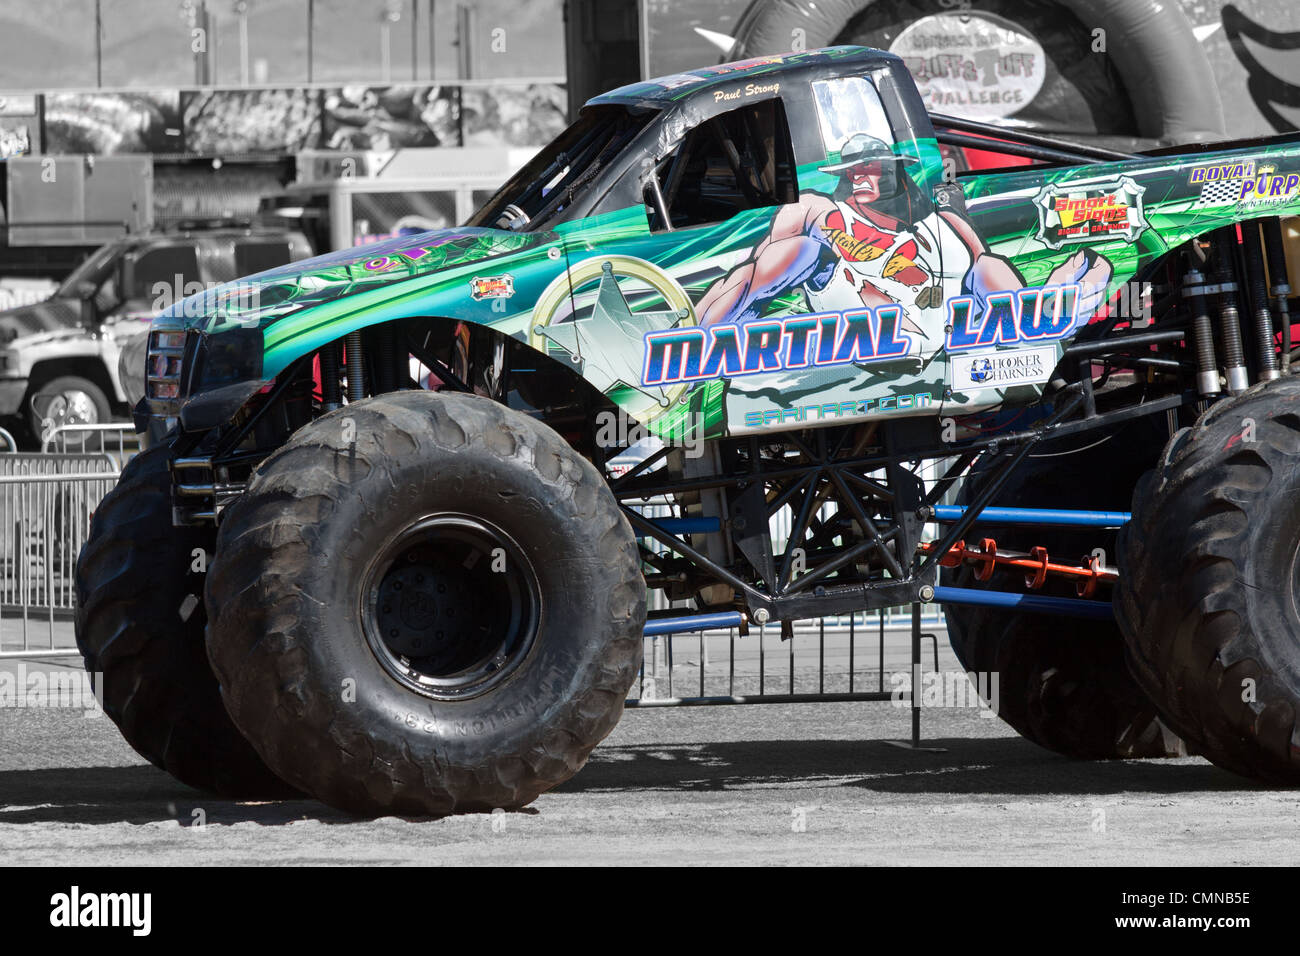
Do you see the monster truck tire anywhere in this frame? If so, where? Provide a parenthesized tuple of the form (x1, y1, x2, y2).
(943, 418, 1181, 759)
(729, 0, 1222, 142)
(1116, 375, 1300, 782)
(74, 443, 294, 797)
(205, 391, 646, 815)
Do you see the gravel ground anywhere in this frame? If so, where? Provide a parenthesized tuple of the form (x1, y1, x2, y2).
(2, 634, 1296, 866)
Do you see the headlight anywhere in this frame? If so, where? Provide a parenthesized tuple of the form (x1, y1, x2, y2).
(149, 352, 183, 379)
(146, 329, 189, 413)
(151, 331, 187, 351)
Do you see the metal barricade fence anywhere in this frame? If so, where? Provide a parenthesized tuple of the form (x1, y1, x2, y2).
(627, 460, 952, 706)
(41, 423, 140, 472)
(631, 611, 946, 707)
(1, 445, 955, 707)
(0, 455, 120, 659)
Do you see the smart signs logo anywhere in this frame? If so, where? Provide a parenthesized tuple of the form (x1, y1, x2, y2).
(1034, 177, 1147, 249)
(469, 274, 515, 300)
(950, 345, 1056, 391)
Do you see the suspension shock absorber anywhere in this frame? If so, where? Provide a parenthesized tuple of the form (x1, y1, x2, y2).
(375, 325, 398, 393)
(1263, 217, 1293, 371)
(320, 340, 343, 411)
(1241, 222, 1281, 381)
(344, 330, 366, 403)
(1211, 228, 1249, 394)
(1183, 256, 1221, 398)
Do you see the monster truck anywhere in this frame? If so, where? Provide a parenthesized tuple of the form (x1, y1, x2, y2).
(75, 46, 1300, 813)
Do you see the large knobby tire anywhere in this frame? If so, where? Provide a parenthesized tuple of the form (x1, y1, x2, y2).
(943, 418, 1182, 759)
(1116, 375, 1300, 782)
(74, 443, 293, 797)
(205, 391, 647, 816)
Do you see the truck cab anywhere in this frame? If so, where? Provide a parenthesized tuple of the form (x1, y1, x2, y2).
(0, 225, 311, 443)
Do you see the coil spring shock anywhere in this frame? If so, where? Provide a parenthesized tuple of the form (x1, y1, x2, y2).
(1184, 258, 1221, 398)
(345, 330, 365, 403)
(320, 340, 342, 411)
(1241, 222, 1281, 381)
(1211, 228, 1249, 394)
(1263, 217, 1293, 370)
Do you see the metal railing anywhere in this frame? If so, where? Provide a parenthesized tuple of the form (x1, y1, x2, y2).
(41, 423, 140, 471)
(627, 476, 951, 707)
(0, 456, 120, 659)
(630, 610, 944, 707)
(1, 447, 956, 716)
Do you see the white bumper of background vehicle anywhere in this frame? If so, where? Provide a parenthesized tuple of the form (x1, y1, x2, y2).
(0, 375, 28, 416)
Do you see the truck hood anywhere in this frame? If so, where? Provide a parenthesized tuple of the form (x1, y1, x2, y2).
(156, 226, 552, 337)
(0, 296, 82, 345)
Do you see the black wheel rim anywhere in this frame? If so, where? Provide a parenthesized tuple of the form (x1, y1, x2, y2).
(360, 513, 541, 700)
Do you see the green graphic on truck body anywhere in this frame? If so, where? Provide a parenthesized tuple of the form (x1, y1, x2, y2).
(155, 46, 1300, 441)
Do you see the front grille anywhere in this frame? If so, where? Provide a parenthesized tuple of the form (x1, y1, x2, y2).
(145, 328, 188, 421)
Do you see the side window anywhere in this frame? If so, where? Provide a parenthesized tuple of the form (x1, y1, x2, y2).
(646, 97, 797, 233)
(810, 75, 895, 158)
(126, 245, 201, 302)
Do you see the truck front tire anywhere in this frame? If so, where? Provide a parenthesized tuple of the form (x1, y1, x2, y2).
(205, 391, 646, 815)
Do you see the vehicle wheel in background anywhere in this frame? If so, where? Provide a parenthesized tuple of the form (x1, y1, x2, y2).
(28, 374, 111, 450)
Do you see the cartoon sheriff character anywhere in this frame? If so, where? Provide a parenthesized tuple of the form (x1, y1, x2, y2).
(697, 132, 1112, 353)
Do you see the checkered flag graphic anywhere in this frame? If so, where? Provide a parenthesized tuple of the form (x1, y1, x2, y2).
(1195, 179, 1242, 206)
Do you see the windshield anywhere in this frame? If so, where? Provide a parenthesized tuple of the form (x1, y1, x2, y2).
(56, 242, 122, 298)
(468, 104, 656, 231)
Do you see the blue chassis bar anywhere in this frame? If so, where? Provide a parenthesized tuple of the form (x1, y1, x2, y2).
(931, 505, 1130, 527)
(930, 585, 1113, 620)
(644, 612, 745, 636)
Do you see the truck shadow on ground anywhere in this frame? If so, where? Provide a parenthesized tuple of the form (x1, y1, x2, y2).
(0, 736, 1257, 826)
(0, 765, 349, 826)
(560, 736, 1255, 796)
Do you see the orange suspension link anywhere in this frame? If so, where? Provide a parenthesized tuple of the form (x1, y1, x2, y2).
(925, 537, 1116, 594)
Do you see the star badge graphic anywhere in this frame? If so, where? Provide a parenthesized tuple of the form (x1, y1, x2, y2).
(539, 260, 688, 407)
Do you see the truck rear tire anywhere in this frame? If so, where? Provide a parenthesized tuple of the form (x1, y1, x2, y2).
(205, 391, 646, 815)
(74, 443, 294, 797)
(1116, 376, 1300, 781)
(943, 419, 1181, 759)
